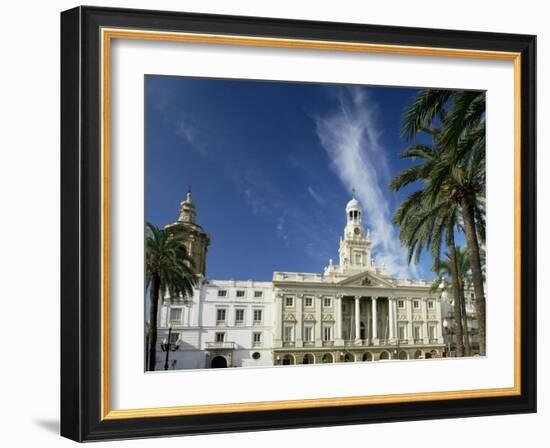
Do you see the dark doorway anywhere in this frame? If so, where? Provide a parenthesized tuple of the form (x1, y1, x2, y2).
(211, 356, 227, 368)
(360, 321, 366, 340)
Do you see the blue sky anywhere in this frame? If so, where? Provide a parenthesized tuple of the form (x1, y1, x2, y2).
(145, 76, 442, 281)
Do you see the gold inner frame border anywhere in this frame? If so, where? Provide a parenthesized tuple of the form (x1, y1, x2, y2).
(100, 27, 522, 420)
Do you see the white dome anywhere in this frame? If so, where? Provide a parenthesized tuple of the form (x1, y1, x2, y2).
(346, 197, 361, 211)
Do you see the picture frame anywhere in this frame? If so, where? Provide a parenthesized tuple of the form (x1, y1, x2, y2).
(60, 5, 536, 442)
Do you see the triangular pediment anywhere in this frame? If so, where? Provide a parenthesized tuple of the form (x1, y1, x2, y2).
(336, 270, 395, 288)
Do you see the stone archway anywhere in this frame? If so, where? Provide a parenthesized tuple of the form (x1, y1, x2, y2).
(282, 354, 295, 365)
(379, 351, 390, 360)
(343, 352, 354, 362)
(414, 350, 423, 359)
(321, 353, 334, 363)
(211, 355, 227, 368)
(302, 353, 315, 364)
(362, 352, 373, 362)
(398, 350, 409, 360)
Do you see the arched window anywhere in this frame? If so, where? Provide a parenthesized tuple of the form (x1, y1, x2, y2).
(362, 352, 373, 362)
(379, 351, 390, 360)
(398, 351, 408, 360)
(321, 353, 334, 363)
(302, 354, 314, 365)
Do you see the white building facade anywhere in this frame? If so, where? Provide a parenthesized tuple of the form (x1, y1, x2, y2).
(155, 193, 445, 370)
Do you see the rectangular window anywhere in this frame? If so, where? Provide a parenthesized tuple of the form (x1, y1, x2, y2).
(253, 309, 262, 323)
(304, 326, 313, 341)
(304, 297, 313, 307)
(217, 290, 227, 297)
(254, 291, 263, 298)
(236, 290, 245, 297)
(413, 300, 420, 309)
(429, 325, 436, 339)
(235, 309, 244, 324)
(398, 325, 407, 340)
(169, 308, 182, 324)
(216, 308, 226, 323)
(414, 326, 422, 339)
(215, 332, 225, 342)
(323, 297, 332, 307)
(285, 296, 294, 307)
(284, 326, 294, 342)
(397, 300, 405, 309)
(323, 326, 333, 341)
(253, 332, 262, 344)
(428, 300, 435, 309)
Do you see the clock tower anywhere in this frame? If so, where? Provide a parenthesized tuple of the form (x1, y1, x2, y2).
(338, 192, 373, 273)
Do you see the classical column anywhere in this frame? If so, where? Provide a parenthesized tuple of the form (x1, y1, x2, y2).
(354, 296, 361, 342)
(295, 294, 303, 347)
(273, 293, 283, 347)
(315, 294, 322, 347)
(406, 297, 414, 343)
(335, 294, 343, 344)
(422, 297, 429, 344)
(371, 297, 378, 341)
(388, 297, 395, 340)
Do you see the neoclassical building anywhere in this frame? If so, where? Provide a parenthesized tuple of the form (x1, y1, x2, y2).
(155, 192, 445, 370)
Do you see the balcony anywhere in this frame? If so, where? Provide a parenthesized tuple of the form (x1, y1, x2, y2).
(322, 341, 334, 347)
(414, 339, 424, 344)
(205, 341, 236, 349)
(344, 339, 371, 346)
(429, 338, 439, 344)
(282, 341, 295, 347)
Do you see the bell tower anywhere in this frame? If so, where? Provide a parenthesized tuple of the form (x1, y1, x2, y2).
(338, 192, 373, 272)
(165, 187, 211, 276)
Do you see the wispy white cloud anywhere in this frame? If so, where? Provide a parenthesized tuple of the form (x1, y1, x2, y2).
(151, 93, 210, 158)
(307, 186, 325, 205)
(315, 87, 416, 278)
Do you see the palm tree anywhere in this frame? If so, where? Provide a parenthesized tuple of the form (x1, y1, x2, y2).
(431, 246, 472, 356)
(400, 89, 487, 356)
(392, 187, 466, 356)
(145, 223, 197, 371)
(390, 127, 467, 357)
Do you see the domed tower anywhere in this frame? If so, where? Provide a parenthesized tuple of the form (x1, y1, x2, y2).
(338, 191, 372, 272)
(165, 188, 210, 276)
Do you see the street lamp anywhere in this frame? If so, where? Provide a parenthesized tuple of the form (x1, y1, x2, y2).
(442, 319, 451, 357)
(160, 326, 180, 370)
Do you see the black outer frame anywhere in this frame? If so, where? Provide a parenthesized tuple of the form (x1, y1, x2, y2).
(60, 5, 537, 442)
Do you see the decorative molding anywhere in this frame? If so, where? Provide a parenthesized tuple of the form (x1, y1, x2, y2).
(283, 313, 297, 322)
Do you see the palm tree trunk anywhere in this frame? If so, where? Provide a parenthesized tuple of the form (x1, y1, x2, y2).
(460, 196, 486, 356)
(459, 279, 471, 356)
(448, 230, 465, 357)
(147, 274, 160, 371)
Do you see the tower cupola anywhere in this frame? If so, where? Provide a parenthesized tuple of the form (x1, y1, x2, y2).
(178, 187, 196, 223)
